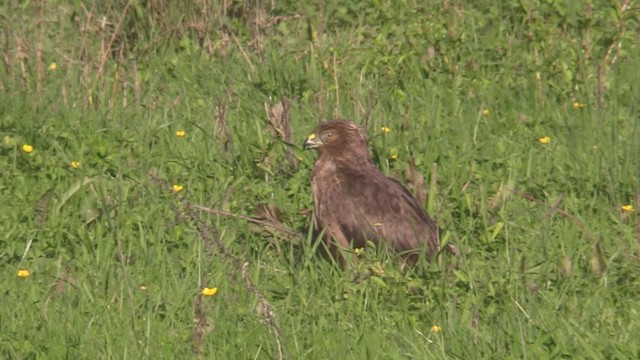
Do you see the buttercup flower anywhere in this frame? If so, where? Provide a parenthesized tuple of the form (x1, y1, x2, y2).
(388, 153, 398, 160)
(17, 269, 30, 278)
(431, 325, 442, 332)
(175, 130, 186, 138)
(481, 108, 490, 116)
(48, 62, 58, 71)
(71, 161, 80, 169)
(621, 204, 634, 213)
(172, 184, 184, 193)
(140, 285, 147, 291)
(572, 101, 584, 109)
(381, 126, 391, 134)
(538, 136, 551, 144)
(22, 144, 34, 153)
(201, 287, 218, 296)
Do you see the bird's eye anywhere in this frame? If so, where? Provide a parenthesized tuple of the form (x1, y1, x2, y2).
(322, 131, 334, 141)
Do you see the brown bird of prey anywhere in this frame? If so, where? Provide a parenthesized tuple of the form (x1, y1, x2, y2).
(303, 120, 439, 265)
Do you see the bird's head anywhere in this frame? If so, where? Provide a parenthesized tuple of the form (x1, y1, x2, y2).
(303, 120, 370, 158)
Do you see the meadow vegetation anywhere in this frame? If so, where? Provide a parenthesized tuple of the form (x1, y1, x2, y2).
(1, 1, 639, 358)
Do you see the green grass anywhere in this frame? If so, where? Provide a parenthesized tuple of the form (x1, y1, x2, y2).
(1, 1, 640, 358)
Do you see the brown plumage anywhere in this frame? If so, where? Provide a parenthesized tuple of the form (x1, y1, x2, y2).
(303, 120, 439, 265)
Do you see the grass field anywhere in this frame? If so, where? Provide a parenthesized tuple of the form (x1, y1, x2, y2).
(2, 1, 640, 358)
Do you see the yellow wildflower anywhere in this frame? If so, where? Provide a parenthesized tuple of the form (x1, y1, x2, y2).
(48, 62, 58, 71)
(388, 153, 398, 160)
(175, 130, 186, 138)
(22, 144, 34, 153)
(381, 126, 391, 134)
(172, 184, 184, 193)
(140, 285, 147, 291)
(201, 287, 218, 296)
(621, 204, 634, 213)
(17, 269, 30, 278)
(71, 161, 80, 169)
(354, 247, 364, 256)
(538, 136, 551, 144)
(572, 101, 584, 109)
(431, 325, 442, 332)
(481, 108, 490, 116)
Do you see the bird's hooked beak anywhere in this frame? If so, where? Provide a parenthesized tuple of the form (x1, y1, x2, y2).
(303, 133, 322, 150)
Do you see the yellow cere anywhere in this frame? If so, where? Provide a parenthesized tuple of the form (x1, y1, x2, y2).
(17, 269, 30, 278)
(538, 136, 551, 144)
(71, 161, 80, 169)
(201, 287, 218, 296)
(621, 204, 634, 213)
(22, 144, 34, 153)
(172, 184, 184, 193)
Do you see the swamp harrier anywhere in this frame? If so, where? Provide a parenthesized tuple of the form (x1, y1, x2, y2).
(303, 120, 439, 265)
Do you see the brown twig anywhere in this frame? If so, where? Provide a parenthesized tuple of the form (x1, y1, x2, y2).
(636, 192, 640, 262)
(96, 0, 131, 81)
(511, 189, 598, 244)
(190, 204, 304, 240)
(265, 14, 303, 28)
(362, 88, 378, 125)
(511, 189, 608, 275)
(150, 175, 286, 359)
(215, 104, 232, 153)
(187, 208, 285, 360)
(332, 52, 340, 117)
(191, 295, 208, 357)
(596, 0, 630, 105)
(36, 1, 45, 92)
(405, 158, 427, 205)
(264, 99, 298, 170)
(225, 25, 255, 71)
